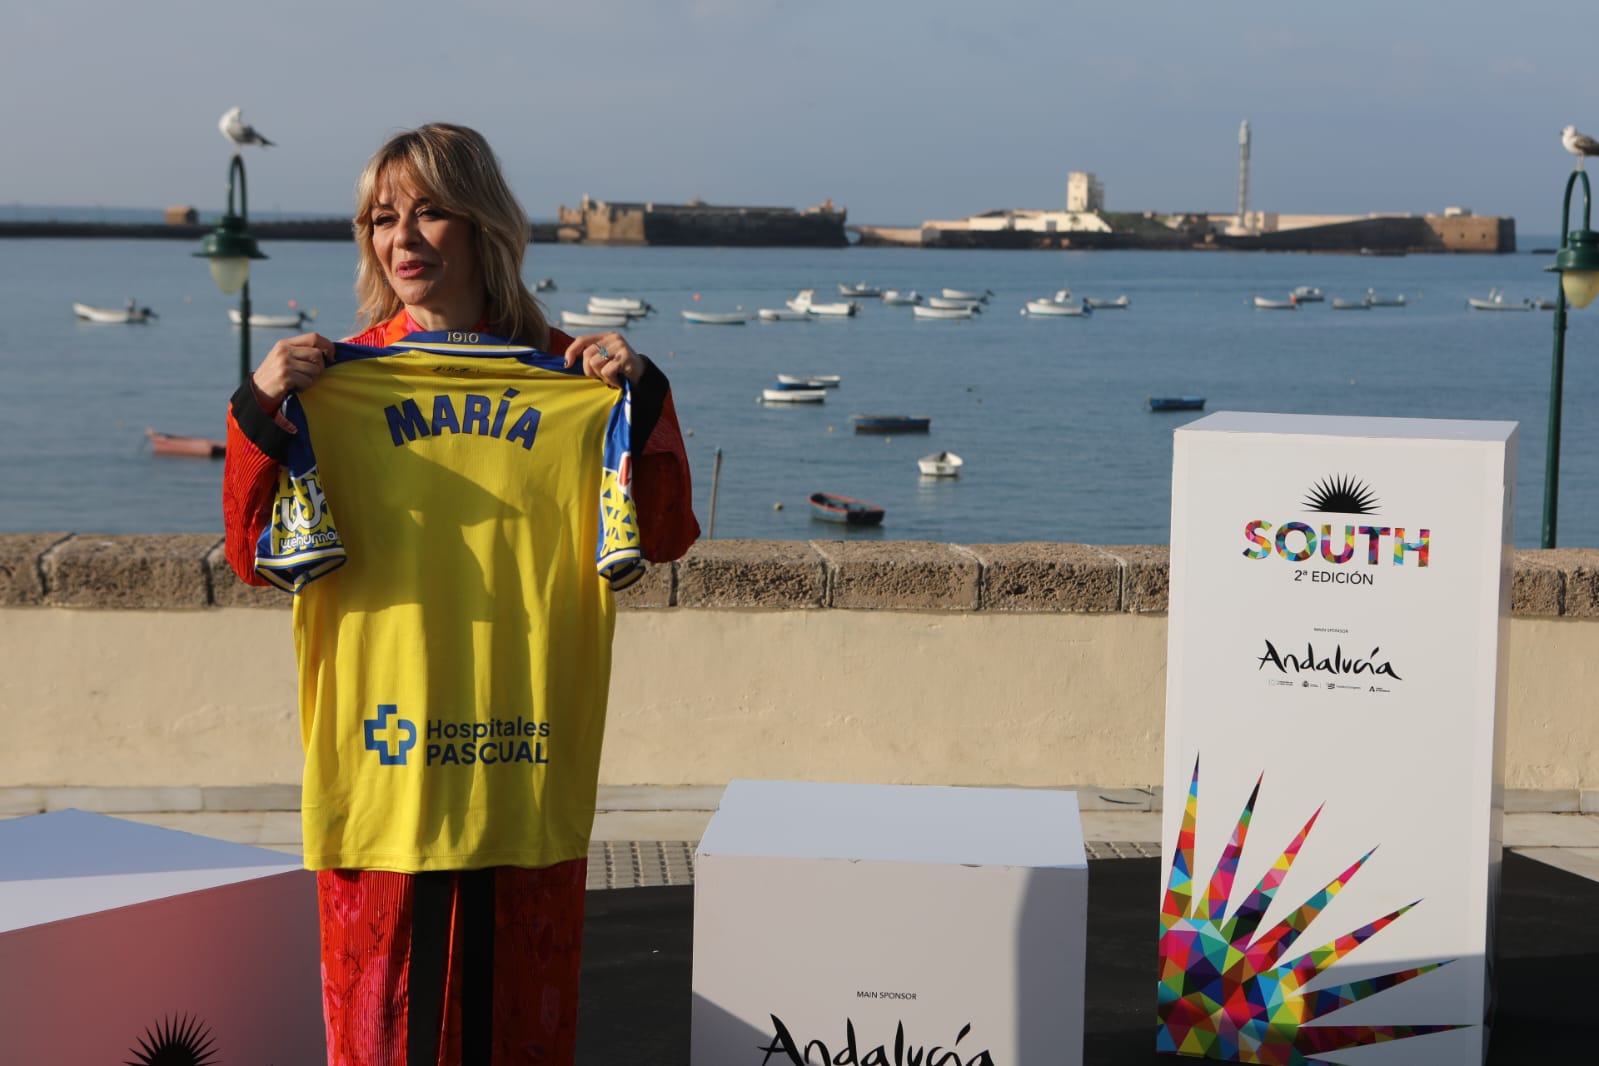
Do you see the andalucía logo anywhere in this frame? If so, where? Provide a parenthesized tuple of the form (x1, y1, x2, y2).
(364, 703, 417, 765)
(758, 1016, 995, 1066)
(1242, 474, 1431, 568)
(1257, 639, 1403, 680)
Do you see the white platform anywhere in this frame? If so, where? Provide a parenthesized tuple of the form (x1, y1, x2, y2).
(1162, 413, 1516, 1064)
(0, 809, 323, 1064)
(692, 779, 1087, 1065)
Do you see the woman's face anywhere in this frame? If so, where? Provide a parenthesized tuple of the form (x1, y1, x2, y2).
(370, 168, 481, 321)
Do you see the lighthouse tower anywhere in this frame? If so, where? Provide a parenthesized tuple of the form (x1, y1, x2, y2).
(1237, 120, 1251, 230)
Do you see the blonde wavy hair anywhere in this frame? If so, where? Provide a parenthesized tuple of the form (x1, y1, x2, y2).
(352, 123, 548, 347)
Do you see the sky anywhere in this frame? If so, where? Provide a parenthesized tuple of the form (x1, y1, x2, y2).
(4, 0, 1597, 234)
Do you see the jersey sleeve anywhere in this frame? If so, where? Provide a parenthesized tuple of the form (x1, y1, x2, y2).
(223, 382, 292, 585)
(251, 395, 349, 592)
(596, 384, 645, 590)
(633, 381, 699, 563)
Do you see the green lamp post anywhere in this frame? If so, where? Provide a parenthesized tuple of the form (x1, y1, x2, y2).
(194, 153, 268, 389)
(1540, 169, 1599, 548)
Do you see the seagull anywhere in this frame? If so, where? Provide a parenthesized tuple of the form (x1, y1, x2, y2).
(1562, 125, 1599, 169)
(219, 107, 275, 149)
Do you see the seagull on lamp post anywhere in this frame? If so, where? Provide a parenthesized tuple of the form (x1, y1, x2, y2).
(219, 107, 275, 149)
(1562, 125, 1599, 169)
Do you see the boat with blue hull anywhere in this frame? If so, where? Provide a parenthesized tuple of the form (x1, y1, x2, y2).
(1148, 396, 1205, 412)
(851, 414, 931, 434)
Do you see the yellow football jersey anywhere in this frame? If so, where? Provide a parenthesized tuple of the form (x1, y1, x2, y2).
(256, 332, 642, 872)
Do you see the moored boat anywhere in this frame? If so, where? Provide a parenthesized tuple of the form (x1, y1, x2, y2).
(74, 301, 156, 324)
(1083, 294, 1130, 309)
(761, 388, 826, 403)
(560, 309, 630, 329)
(838, 282, 881, 298)
(851, 414, 931, 433)
(917, 451, 964, 477)
(1364, 289, 1407, 307)
(912, 305, 974, 320)
(228, 307, 315, 328)
(880, 290, 922, 305)
(146, 427, 224, 458)
(683, 310, 752, 324)
(1290, 286, 1325, 302)
(786, 290, 861, 316)
(808, 492, 885, 526)
(1148, 396, 1205, 412)
(776, 373, 841, 387)
(926, 296, 984, 311)
(757, 308, 813, 321)
(534, 277, 557, 291)
(1252, 296, 1298, 310)
(1023, 298, 1091, 317)
(940, 288, 992, 302)
(1467, 289, 1533, 311)
(1330, 298, 1370, 310)
(588, 296, 653, 315)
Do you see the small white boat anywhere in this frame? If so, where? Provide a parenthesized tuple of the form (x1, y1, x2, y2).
(776, 373, 841, 387)
(588, 296, 653, 315)
(1083, 294, 1130, 310)
(1330, 298, 1370, 311)
(534, 277, 557, 291)
(838, 282, 881, 298)
(940, 288, 992, 302)
(760, 388, 826, 403)
(1467, 288, 1533, 311)
(1290, 286, 1325, 302)
(74, 301, 156, 323)
(1023, 299, 1091, 317)
(913, 304, 975, 320)
(786, 290, 861, 316)
(560, 309, 630, 329)
(926, 296, 984, 312)
(757, 308, 813, 321)
(1364, 289, 1407, 308)
(917, 451, 964, 477)
(682, 310, 752, 324)
(1253, 296, 1299, 310)
(881, 290, 922, 305)
(227, 307, 315, 329)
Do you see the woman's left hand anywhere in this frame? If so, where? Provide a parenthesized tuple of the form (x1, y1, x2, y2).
(565, 331, 645, 389)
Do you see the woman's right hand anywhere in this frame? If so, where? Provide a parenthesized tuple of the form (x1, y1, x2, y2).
(252, 332, 335, 408)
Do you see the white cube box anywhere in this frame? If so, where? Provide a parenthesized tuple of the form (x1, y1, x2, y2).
(1161, 413, 1516, 1065)
(0, 809, 323, 1064)
(692, 780, 1087, 1066)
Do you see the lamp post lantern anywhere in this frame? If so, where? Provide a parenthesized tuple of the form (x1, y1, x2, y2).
(194, 153, 268, 388)
(1541, 168, 1599, 548)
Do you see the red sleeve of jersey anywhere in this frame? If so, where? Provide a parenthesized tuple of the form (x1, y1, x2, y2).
(635, 389, 700, 562)
(222, 396, 283, 586)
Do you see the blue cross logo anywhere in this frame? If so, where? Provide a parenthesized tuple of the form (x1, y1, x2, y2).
(364, 704, 417, 765)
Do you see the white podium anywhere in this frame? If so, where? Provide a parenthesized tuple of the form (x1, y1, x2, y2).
(0, 809, 324, 1064)
(1160, 413, 1516, 1064)
(692, 779, 1087, 1066)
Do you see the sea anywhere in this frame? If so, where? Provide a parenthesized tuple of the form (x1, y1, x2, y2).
(3, 232, 1596, 549)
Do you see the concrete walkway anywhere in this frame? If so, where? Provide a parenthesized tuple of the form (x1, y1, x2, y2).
(7, 785, 1599, 887)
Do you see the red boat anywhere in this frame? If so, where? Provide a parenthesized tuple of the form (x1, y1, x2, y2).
(808, 492, 885, 526)
(147, 427, 225, 459)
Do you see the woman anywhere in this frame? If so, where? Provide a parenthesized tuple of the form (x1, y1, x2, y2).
(222, 123, 698, 1065)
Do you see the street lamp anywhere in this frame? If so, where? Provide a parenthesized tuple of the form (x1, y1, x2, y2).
(194, 152, 268, 388)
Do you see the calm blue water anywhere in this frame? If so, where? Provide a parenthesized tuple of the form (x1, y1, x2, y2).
(3, 237, 1595, 548)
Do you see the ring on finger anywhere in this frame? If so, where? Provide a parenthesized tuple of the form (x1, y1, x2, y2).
(594, 345, 610, 360)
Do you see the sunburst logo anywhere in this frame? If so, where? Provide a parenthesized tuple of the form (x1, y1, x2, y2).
(1158, 757, 1465, 1062)
(1302, 475, 1380, 515)
(124, 1013, 218, 1066)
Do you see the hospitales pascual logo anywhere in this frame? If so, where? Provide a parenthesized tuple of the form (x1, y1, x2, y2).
(364, 703, 417, 765)
(1242, 474, 1430, 585)
(758, 1016, 996, 1065)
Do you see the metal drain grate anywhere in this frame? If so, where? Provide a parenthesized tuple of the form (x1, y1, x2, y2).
(585, 840, 1162, 889)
